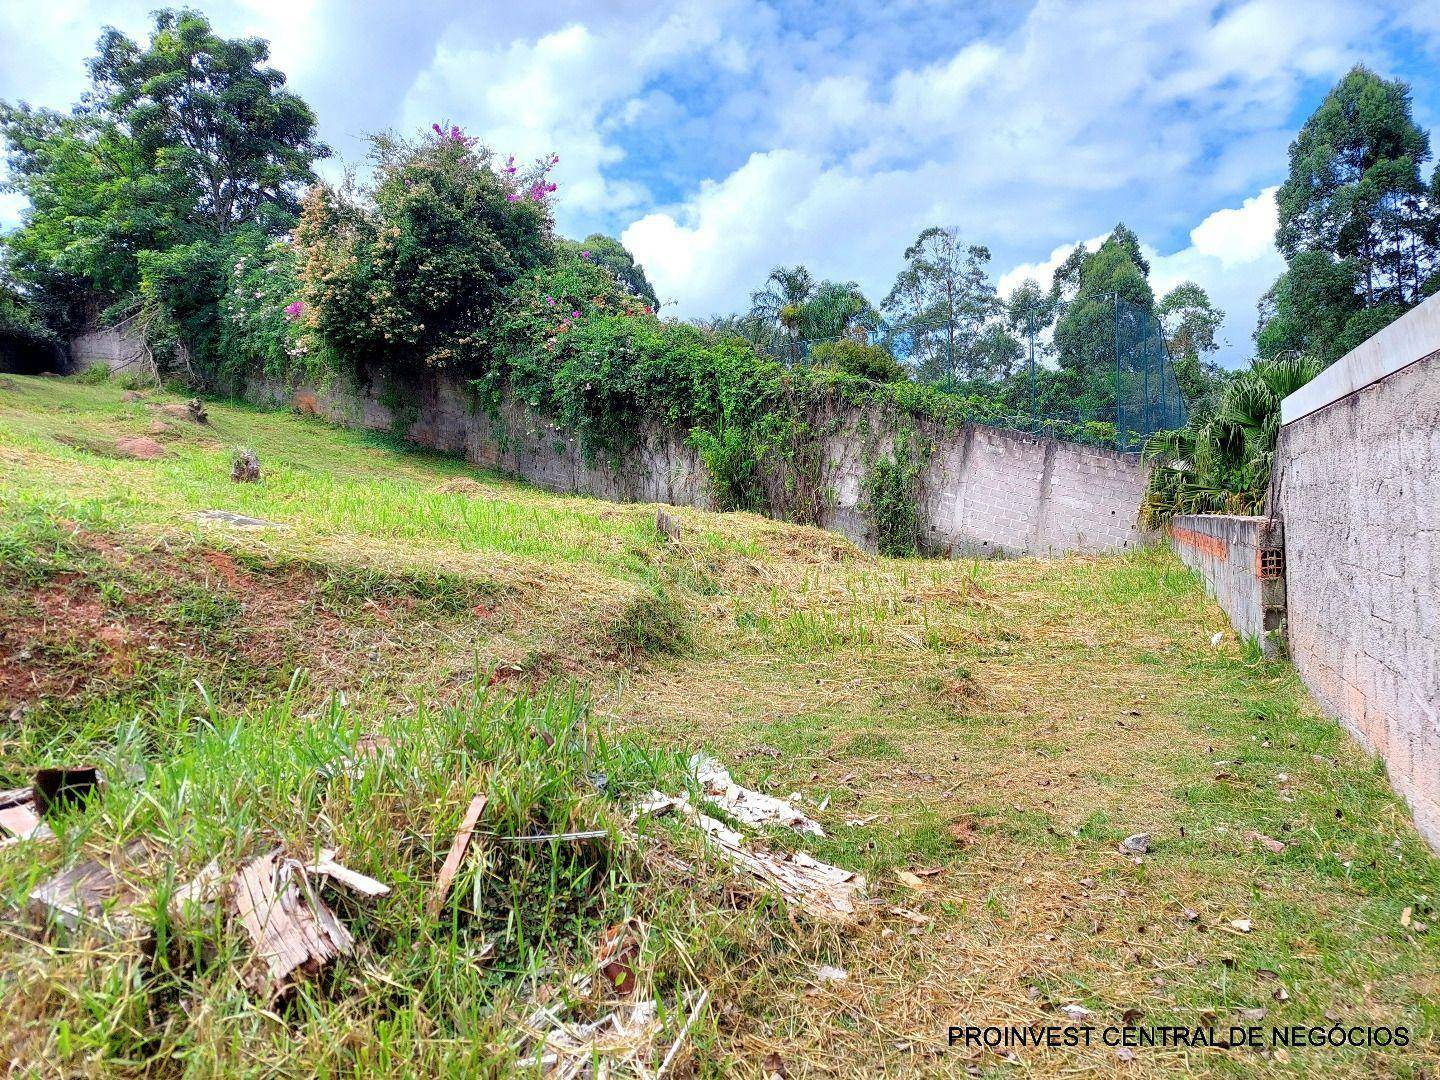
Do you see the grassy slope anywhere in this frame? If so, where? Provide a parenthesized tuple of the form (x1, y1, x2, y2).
(0, 373, 1437, 1077)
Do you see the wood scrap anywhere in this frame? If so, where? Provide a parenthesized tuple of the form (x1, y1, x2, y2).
(687, 809, 866, 924)
(230, 849, 354, 999)
(169, 858, 226, 921)
(29, 841, 150, 937)
(519, 1000, 663, 1079)
(690, 754, 824, 836)
(428, 793, 489, 918)
(306, 848, 390, 897)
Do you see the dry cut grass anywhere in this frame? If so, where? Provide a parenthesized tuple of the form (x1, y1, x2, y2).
(1, 374, 1438, 1077)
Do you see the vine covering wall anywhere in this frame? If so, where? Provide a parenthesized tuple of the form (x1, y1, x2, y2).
(245, 364, 1152, 558)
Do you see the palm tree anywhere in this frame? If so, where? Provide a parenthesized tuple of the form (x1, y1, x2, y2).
(1140, 355, 1321, 525)
(750, 266, 817, 364)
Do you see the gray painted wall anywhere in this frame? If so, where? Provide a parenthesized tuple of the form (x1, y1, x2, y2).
(1275, 294, 1440, 850)
(1168, 514, 1285, 656)
(68, 314, 146, 375)
(247, 368, 1153, 559)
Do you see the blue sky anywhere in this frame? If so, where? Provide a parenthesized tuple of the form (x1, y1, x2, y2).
(2, 0, 1439, 367)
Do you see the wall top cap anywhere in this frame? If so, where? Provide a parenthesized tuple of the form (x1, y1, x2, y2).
(1281, 293, 1440, 426)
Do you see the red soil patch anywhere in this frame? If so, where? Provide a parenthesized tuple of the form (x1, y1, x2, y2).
(114, 435, 166, 460)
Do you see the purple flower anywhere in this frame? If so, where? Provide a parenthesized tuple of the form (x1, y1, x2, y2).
(571, 310, 580, 318)
(284, 300, 306, 321)
(580, 250, 590, 259)
(545, 296, 555, 306)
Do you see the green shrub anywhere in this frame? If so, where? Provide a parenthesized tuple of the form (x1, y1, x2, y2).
(214, 238, 320, 386)
(76, 361, 111, 384)
(810, 338, 908, 382)
(690, 423, 764, 513)
(297, 130, 553, 375)
(863, 436, 924, 557)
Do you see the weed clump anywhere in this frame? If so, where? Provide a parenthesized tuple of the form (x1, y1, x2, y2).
(609, 583, 690, 659)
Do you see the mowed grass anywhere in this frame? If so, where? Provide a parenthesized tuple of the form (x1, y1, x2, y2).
(1, 373, 1438, 1077)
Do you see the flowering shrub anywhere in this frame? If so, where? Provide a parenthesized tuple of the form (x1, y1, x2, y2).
(296, 128, 556, 373)
(214, 237, 320, 385)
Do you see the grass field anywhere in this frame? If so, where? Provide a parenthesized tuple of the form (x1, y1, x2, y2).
(1, 372, 1438, 1077)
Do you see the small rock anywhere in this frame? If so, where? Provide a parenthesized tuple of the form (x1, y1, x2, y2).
(1229, 918, 1253, 933)
(121, 389, 144, 402)
(1119, 833, 1151, 856)
(1060, 1004, 1092, 1022)
(813, 965, 848, 982)
(1246, 830, 1286, 854)
(1239, 1007, 1268, 1022)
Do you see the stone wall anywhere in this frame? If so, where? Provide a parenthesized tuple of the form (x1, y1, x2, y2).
(67, 311, 147, 375)
(247, 367, 1153, 558)
(1168, 514, 1286, 655)
(1274, 294, 1440, 849)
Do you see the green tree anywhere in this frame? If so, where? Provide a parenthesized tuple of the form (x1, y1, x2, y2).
(0, 106, 192, 306)
(747, 266, 876, 363)
(565, 234, 658, 310)
(1157, 281, 1225, 411)
(748, 264, 816, 363)
(297, 129, 553, 374)
(1051, 223, 1156, 419)
(1276, 65, 1434, 306)
(1, 9, 327, 373)
(1261, 66, 1438, 367)
(87, 9, 328, 232)
(882, 226, 1001, 385)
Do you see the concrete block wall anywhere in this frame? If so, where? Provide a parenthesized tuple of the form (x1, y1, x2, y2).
(1274, 293, 1440, 850)
(67, 309, 147, 375)
(246, 367, 1152, 558)
(1168, 515, 1286, 655)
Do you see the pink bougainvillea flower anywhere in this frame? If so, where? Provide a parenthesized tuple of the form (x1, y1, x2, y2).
(580, 250, 590, 258)
(571, 310, 581, 318)
(284, 300, 306, 321)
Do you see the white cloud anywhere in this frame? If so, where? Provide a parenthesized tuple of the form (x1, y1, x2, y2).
(399, 5, 744, 231)
(1183, 186, 1280, 268)
(996, 234, 1108, 301)
(1149, 187, 1286, 365)
(620, 0, 1393, 330)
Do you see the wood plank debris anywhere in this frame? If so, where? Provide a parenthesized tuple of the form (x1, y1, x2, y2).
(306, 848, 390, 897)
(428, 793, 489, 918)
(689, 754, 824, 836)
(169, 858, 226, 921)
(635, 755, 866, 924)
(687, 809, 866, 924)
(230, 849, 354, 999)
(29, 841, 150, 936)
